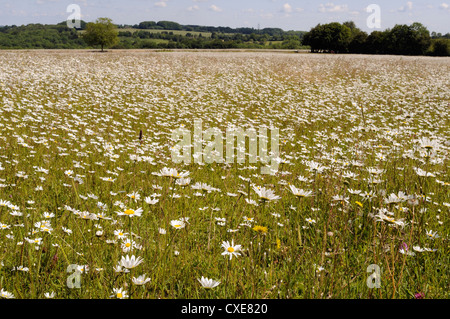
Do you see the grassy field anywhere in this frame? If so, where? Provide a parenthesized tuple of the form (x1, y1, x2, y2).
(0, 50, 448, 299)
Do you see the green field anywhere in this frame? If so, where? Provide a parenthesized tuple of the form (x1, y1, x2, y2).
(0, 50, 448, 299)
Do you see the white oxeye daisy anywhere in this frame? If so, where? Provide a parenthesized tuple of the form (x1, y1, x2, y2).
(114, 229, 128, 239)
(144, 197, 159, 205)
(117, 207, 143, 218)
(44, 292, 56, 298)
(426, 230, 439, 239)
(127, 191, 141, 201)
(170, 219, 186, 229)
(0, 288, 15, 299)
(132, 274, 151, 285)
(120, 255, 144, 269)
(253, 186, 281, 201)
(221, 240, 242, 260)
(289, 185, 314, 198)
(111, 288, 128, 299)
(197, 276, 221, 289)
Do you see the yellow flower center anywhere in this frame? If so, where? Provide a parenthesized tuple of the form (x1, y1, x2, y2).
(117, 293, 123, 298)
(227, 247, 235, 253)
(124, 209, 135, 215)
(125, 243, 131, 247)
(118, 232, 123, 236)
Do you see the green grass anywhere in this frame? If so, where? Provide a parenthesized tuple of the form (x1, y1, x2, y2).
(0, 51, 448, 299)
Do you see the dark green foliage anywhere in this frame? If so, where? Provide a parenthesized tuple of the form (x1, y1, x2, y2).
(303, 21, 445, 56)
(82, 18, 119, 52)
(0, 24, 86, 49)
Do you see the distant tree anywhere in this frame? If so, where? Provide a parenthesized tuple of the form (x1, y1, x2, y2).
(303, 22, 351, 53)
(428, 38, 450, 56)
(82, 18, 119, 52)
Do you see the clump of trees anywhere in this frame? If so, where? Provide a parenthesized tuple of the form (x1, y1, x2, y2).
(303, 21, 449, 56)
(82, 18, 119, 52)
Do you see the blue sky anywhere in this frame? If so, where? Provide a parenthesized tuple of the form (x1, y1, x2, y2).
(1, 0, 449, 33)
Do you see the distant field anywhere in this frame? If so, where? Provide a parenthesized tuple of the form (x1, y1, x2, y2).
(78, 28, 214, 38)
(0, 51, 448, 300)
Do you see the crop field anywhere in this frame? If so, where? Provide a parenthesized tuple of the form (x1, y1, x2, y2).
(0, 50, 448, 299)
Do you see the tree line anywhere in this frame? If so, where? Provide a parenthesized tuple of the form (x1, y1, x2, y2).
(0, 19, 448, 56)
(303, 21, 449, 56)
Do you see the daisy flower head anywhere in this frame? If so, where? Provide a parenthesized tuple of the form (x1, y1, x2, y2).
(253, 186, 281, 201)
(158, 167, 190, 179)
(121, 238, 140, 253)
(127, 191, 141, 201)
(120, 255, 144, 269)
(221, 240, 242, 260)
(44, 292, 56, 299)
(111, 288, 128, 299)
(198, 276, 221, 289)
(144, 197, 159, 205)
(426, 230, 439, 239)
(0, 288, 15, 299)
(117, 207, 143, 218)
(64, 170, 74, 177)
(170, 219, 186, 230)
(289, 185, 314, 198)
(132, 274, 151, 286)
(114, 229, 128, 239)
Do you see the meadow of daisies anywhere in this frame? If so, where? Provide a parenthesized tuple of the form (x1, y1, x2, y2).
(0, 50, 448, 299)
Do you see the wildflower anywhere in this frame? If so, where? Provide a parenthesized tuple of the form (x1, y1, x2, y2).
(132, 274, 151, 285)
(289, 185, 314, 198)
(120, 255, 144, 269)
(121, 238, 138, 253)
(157, 167, 189, 178)
(44, 292, 56, 298)
(127, 191, 140, 201)
(253, 225, 268, 234)
(221, 240, 242, 260)
(414, 292, 425, 299)
(117, 207, 143, 218)
(144, 197, 159, 205)
(111, 288, 128, 299)
(64, 170, 74, 177)
(62, 227, 72, 235)
(176, 177, 191, 186)
(0, 288, 15, 299)
(253, 186, 281, 201)
(197, 276, 221, 289)
(305, 218, 316, 224)
(425, 230, 439, 239)
(114, 229, 128, 239)
(113, 265, 129, 273)
(170, 219, 186, 229)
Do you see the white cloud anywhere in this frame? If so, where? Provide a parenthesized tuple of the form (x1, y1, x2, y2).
(318, 3, 348, 13)
(187, 5, 199, 11)
(283, 3, 292, 13)
(439, 2, 449, 10)
(155, 0, 168, 8)
(209, 5, 222, 12)
(398, 1, 413, 12)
